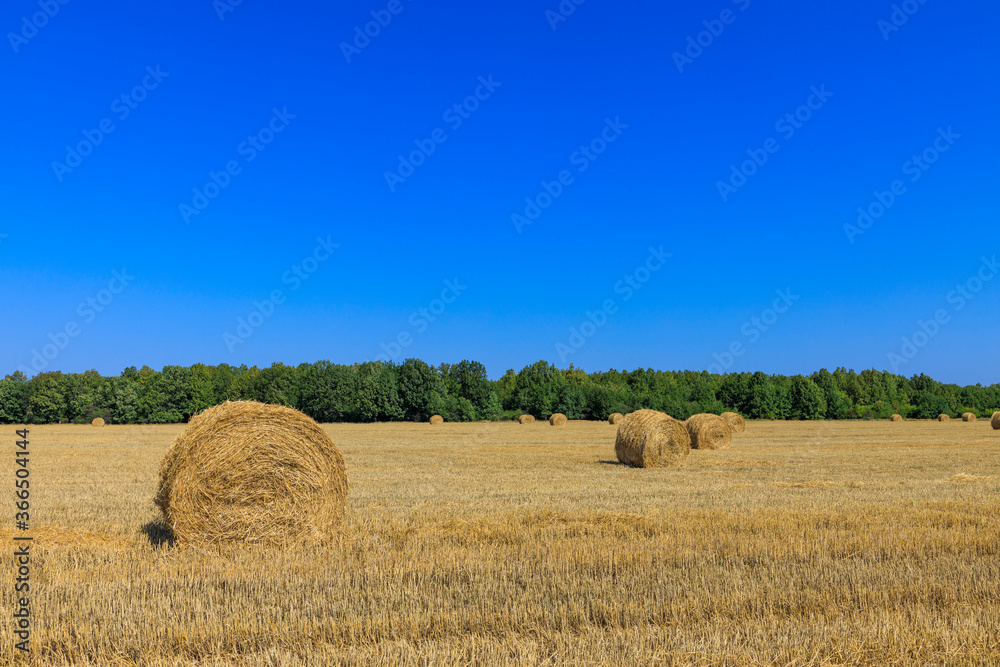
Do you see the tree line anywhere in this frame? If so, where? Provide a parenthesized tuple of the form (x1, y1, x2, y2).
(0, 360, 997, 425)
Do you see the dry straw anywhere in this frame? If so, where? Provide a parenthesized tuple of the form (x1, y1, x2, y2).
(429, 415, 444, 425)
(614, 409, 690, 468)
(992, 411, 1000, 430)
(890, 414, 903, 422)
(155, 401, 348, 545)
(608, 413, 624, 425)
(549, 413, 568, 426)
(721, 412, 746, 433)
(938, 414, 950, 422)
(91, 417, 105, 428)
(518, 414, 535, 425)
(685, 413, 733, 450)
(963, 412, 977, 423)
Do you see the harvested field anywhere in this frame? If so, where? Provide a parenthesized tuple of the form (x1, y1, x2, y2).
(3, 419, 1000, 665)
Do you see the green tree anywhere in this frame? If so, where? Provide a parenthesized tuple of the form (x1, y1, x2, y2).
(252, 363, 301, 407)
(102, 376, 140, 424)
(810, 369, 849, 419)
(745, 372, 780, 420)
(495, 369, 517, 410)
(188, 364, 217, 415)
(65, 370, 105, 423)
(354, 362, 403, 422)
(397, 359, 447, 422)
(481, 391, 504, 420)
(789, 375, 827, 420)
(29, 372, 68, 423)
(299, 361, 357, 423)
(0, 373, 31, 424)
(514, 360, 565, 417)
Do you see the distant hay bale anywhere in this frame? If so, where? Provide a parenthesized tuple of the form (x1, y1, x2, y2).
(518, 414, 535, 425)
(890, 414, 903, 422)
(685, 413, 733, 451)
(549, 413, 568, 426)
(938, 414, 950, 422)
(608, 413, 624, 425)
(720, 412, 746, 433)
(429, 415, 444, 425)
(91, 417, 105, 428)
(155, 401, 348, 545)
(963, 412, 977, 423)
(993, 412, 1000, 430)
(614, 409, 690, 468)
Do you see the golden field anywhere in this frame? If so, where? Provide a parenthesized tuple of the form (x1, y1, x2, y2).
(2, 419, 1000, 666)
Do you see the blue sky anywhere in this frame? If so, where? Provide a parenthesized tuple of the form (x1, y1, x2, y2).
(2, 0, 997, 384)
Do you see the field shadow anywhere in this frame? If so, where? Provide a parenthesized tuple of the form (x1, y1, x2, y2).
(142, 520, 176, 548)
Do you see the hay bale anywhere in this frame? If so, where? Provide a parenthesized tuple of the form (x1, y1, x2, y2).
(549, 413, 568, 426)
(963, 412, 977, 423)
(155, 401, 348, 545)
(614, 409, 690, 468)
(608, 413, 624, 425)
(938, 414, 950, 422)
(685, 413, 733, 451)
(91, 417, 105, 428)
(429, 415, 444, 425)
(720, 412, 746, 433)
(518, 414, 535, 425)
(890, 414, 903, 422)
(992, 412, 1000, 430)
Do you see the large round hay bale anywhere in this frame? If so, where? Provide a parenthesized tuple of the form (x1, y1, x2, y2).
(549, 413, 568, 426)
(608, 413, 624, 425)
(429, 415, 444, 425)
(615, 409, 690, 468)
(890, 414, 903, 422)
(91, 417, 105, 428)
(720, 412, 745, 433)
(992, 412, 1000, 430)
(938, 414, 950, 422)
(518, 414, 535, 425)
(685, 413, 733, 450)
(155, 401, 348, 545)
(962, 412, 977, 423)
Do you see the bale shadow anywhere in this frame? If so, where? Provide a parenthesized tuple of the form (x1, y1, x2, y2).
(598, 460, 625, 466)
(142, 520, 176, 548)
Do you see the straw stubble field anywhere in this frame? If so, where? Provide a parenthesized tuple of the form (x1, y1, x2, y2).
(3, 420, 1000, 665)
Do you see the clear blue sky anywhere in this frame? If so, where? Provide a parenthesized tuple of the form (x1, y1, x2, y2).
(2, 0, 997, 384)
